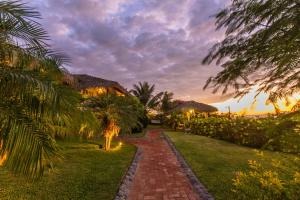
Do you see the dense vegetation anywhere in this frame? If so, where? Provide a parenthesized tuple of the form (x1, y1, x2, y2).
(165, 113, 300, 153)
(84, 94, 144, 150)
(166, 132, 300, 200)
(203, 0, 300, 101)
(0, 0, 84, 178)
(1, 0, 299, 199)
(0, 1, 141, 181)
(130, 81, 174, 131)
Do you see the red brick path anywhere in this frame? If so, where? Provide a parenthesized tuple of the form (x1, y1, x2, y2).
(126, 129, 201, 200)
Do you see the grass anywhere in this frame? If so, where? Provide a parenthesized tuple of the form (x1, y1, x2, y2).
(0, 139, 136, 200)
(147, 124, 163, 129)
(165, 131, 299, 200)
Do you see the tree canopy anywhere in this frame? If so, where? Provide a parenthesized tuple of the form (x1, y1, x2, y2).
(131, 82, 163, 111)
(161, 91, 174, 113)
(203, 0, 300, 101)
(85, 94, 144, 150)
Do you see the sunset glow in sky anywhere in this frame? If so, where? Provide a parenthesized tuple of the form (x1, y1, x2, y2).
(212, 88, 300, 114)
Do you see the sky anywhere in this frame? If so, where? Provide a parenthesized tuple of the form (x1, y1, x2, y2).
(30, 0, 229, 100)
(213, 88, 300, 114)
(29, 0, 285, 113)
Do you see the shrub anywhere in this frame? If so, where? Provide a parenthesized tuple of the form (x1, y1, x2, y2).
(164, 112, 185, 130)
(167, 114, 300, 153)
(132, 112, 149, 133)
(189, 116, 270, 148)
(232, 155, 300, 200)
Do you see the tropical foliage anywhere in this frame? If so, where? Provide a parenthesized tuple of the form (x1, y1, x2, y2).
(131, 82, 163, 111)
(65, 109, 100, 141)
(160, 91, 174, 113)
(166, 114, 300, 153)
(0, 1, 82, 178)
(85, 94, 144, 150)
(203, 0, 300, 101)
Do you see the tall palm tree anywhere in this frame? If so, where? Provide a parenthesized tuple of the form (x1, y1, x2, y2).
(161, 91, 174, 113)
(85, 94, 144, 150)
(131, 82, 163, 111)
(0, 1, 78, 178)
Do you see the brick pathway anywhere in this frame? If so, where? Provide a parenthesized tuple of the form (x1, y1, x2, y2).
(126, 129, 201, 200)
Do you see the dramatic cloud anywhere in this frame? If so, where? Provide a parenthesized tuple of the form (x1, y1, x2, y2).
(31, 0, 229, 103)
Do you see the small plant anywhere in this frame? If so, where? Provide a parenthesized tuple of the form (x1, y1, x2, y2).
(85, 94, 144, 150)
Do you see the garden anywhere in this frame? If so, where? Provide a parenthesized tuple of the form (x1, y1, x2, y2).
(1, 0, 300, 200)
(165, 113, 300, 153)
(163, 109, 300, 199)
(165, 131, 300, 200)
(0, 1, 144, 199)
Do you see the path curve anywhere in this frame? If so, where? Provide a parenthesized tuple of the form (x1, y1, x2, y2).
(125, 129, 201, 200)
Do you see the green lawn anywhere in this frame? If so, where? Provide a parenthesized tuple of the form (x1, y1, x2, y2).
(165, 131, 299, 200)
(0, 140, 136, 200)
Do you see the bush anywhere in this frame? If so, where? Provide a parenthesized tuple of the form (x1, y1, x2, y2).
(167, 114, 300, 153)
(132, 112, 149, 133)
(232, 155, 300, 200)
(164, 112, 185, 130)
(189, 116, 269, 148)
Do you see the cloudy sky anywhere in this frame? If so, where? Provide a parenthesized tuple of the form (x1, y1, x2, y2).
(30, 0, 231, 104)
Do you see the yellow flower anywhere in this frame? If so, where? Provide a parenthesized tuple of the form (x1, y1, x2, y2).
(248, 160, 261, 169)
(271, 159, 281, 168)
(293, 172, 300, 183)
(260, 178, 269, 187)
(256, 151, 264, 157)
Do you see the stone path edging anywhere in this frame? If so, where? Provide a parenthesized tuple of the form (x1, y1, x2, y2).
(114, 147, 142, 200)
(163, 133, 215, 200)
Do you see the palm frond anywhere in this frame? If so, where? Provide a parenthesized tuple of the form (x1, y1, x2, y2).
(0, 1, 77, 178)
(148, 91, 163, 109)
(131, 81, 163, 110)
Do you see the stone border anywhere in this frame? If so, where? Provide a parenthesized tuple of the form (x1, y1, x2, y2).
(163, 133, 215, 200)
(114, 147, 142, 200)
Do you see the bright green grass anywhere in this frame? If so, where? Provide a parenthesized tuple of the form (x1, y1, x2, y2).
(0, 140, 136, 200)
(165, 131, 299, 200)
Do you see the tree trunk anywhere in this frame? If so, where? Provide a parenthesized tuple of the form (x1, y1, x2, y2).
(104, 136, 109, 150)
(0, 152, 7, 166)
(107, 136, 112, 150)
(103, 121, 120, 151)
(104, 135, 113, 150)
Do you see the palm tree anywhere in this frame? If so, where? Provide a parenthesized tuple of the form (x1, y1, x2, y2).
(131, 82, 163, 111)
(161, 91, 174, 113)
(85, 94, 144, 150)
(0, 1, 78, 178)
